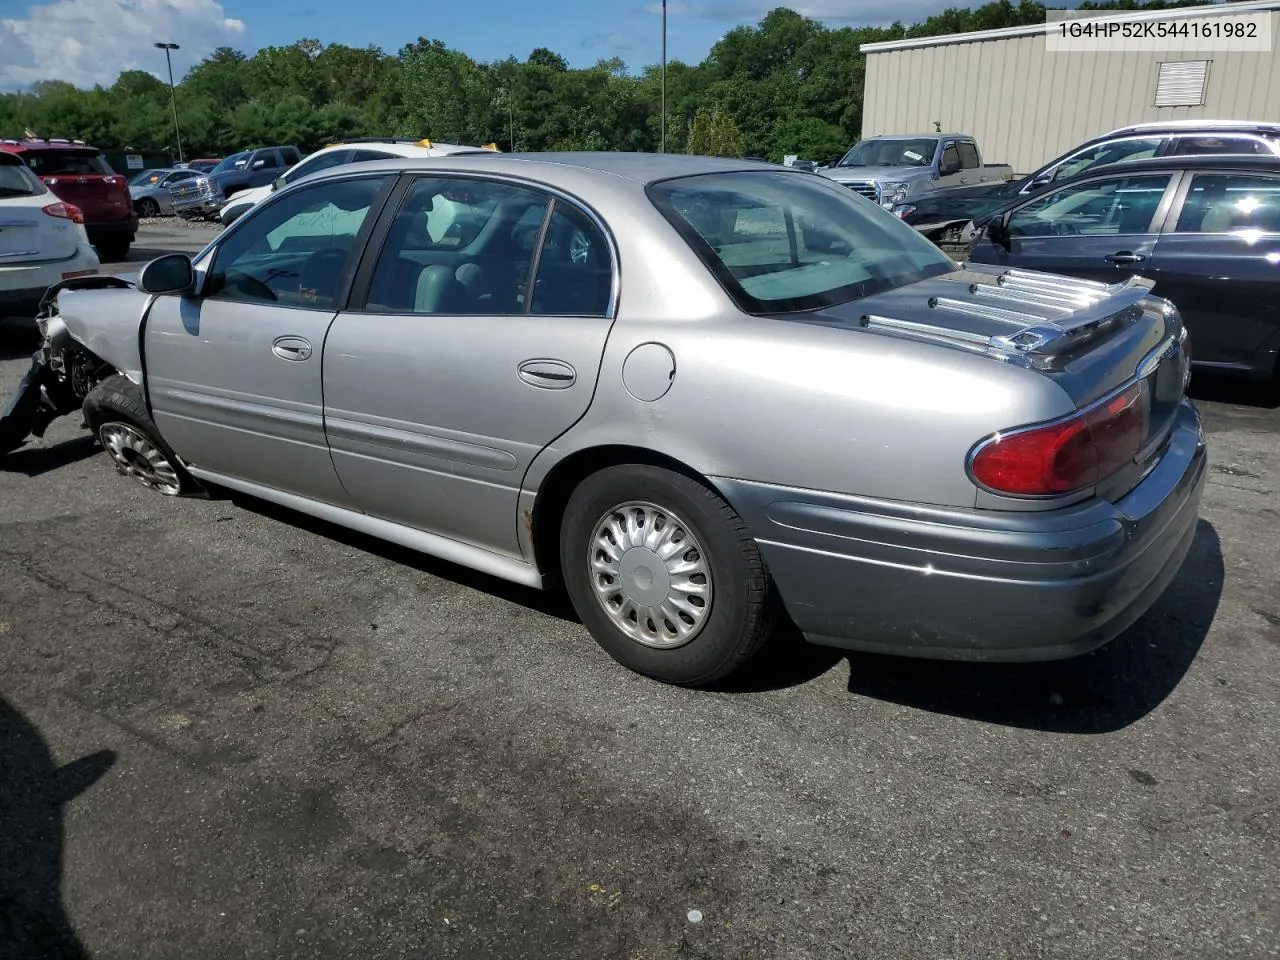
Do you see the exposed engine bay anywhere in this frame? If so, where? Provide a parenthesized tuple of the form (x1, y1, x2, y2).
(0, 275, 131, 455)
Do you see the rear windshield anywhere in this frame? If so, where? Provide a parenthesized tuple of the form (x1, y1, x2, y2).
(647, 170, 954, 314)
(21, 149, 111, 176)
(0, 158, 43, 197)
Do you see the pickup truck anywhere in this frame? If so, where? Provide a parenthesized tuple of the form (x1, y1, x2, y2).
(169, 145, 303, 220)
(820, 133, 1013, 209)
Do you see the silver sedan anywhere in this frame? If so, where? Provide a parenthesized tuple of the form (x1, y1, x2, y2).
(127, 167, 200, 217)
(12, 152, 1206, 686)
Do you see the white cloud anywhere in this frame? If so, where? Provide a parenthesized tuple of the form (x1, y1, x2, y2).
(0, 0, 245, 90)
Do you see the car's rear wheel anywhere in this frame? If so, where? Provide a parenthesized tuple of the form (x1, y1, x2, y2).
(560, 464, 776, 686)
(136, 197, 160, 219)
(83, 375, 199, 497)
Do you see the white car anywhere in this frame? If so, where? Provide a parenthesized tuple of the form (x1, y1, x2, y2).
(0, 152, 99, 320)
(218, 138, 499, 225)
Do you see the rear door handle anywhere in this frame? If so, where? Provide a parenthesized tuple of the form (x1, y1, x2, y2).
(271, 336, 312, 361)
(518, 359, 576, 389)
(1104, 251, 1146, 265)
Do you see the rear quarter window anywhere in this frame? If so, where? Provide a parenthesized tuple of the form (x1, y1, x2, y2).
(0, 159, 43, 196)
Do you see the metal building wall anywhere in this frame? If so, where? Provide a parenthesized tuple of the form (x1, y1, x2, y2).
(861, 14, 1280, 175)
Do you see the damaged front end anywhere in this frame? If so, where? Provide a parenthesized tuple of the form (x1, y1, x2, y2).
(0, 276, 131, 456)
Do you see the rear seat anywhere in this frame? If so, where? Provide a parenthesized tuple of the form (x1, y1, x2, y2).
(366, 252, 520, 315)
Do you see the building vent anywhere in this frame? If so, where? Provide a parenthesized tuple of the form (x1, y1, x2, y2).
(1155, 60, 1210, 107)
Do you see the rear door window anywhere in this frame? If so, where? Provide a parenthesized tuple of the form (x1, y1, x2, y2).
(957, 141, 980, 169)
(1172, 173, 1280, 233)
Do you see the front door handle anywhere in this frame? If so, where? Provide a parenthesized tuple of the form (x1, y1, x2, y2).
(1104, 251, 1146, 265)
(518, 359, 576, 389)
(272, 336, 312, 361)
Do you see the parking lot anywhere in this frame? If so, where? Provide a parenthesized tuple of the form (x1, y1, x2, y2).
(1, 224, 1278, 959)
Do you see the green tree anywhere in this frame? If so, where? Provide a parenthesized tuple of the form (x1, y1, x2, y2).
(687, 106, 744, 158)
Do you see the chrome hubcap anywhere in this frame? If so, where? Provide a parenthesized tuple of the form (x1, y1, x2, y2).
(588, 500, 712, 649)
(99, 422, 182, 496)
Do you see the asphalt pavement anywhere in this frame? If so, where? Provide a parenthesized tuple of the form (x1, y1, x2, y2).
(0, 225, 1277, 959)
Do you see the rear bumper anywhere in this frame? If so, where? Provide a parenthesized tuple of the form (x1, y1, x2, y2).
(714, 399, 1207, 662)
(0, 246, 100, 318)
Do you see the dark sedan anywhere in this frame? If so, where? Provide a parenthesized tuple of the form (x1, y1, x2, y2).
(965, 154, 1280, 383)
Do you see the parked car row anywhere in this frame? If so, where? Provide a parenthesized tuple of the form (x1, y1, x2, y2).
(0, 136, 137, 260)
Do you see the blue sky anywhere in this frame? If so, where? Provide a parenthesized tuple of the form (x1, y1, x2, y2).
(0, 0, 960, 90)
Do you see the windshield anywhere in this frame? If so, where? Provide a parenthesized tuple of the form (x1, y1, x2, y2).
(648, 170, 954, 314)
(211, 152, 251, 174)
(129, 169, 167, 185)
(838, 138, 937, 168)
(0, 158, 42, 197)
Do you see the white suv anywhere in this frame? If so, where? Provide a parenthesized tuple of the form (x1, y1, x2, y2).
(218, 138, 499, 225)
(0, 152, 99, 321)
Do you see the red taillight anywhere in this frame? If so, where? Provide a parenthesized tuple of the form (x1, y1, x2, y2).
(969, 381, 1149, 497)
(43, 201, 84, 224)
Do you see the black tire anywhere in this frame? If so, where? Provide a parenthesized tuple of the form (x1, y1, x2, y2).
(93, 237, 131, 262)
(560, 464, 777, 686)
(82, 374, 201, 496)
(136, 197, 160, 219)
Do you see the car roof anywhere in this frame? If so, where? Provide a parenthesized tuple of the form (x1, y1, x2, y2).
(0, 138, 98, 152)
(318, 151, 811, 186)
(1104, 119, 1280, 136)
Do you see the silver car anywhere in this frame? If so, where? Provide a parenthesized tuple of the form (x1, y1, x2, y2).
(1, 153, 1206, 686)
(127, 167, 201, 218)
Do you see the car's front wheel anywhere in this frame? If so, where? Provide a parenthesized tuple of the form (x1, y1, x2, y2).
(83, 375, 200, 497)
(560, 464, 776, 686)
(136, 197, 160, 218)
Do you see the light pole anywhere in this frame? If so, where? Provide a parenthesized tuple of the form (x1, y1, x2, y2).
(660, 0, 667, 153)
(154, 41, 184, 164)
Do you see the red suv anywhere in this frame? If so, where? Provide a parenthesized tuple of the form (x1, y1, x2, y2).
(0, 138, 138, 260)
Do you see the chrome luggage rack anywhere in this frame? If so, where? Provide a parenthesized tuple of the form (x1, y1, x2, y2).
(859, 268, 1157, 369)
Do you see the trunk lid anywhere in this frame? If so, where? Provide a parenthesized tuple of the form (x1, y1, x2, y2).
(798, 264, 1189, 498)
(24, 149, 133, 223)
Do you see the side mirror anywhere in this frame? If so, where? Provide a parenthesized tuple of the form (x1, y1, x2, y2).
(272, 175, 287, 192)
(985, 212, 1014, 251)
(938, 157, 960, 177)
(137, 254, 195, 295)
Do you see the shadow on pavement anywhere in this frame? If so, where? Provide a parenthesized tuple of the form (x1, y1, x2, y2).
(839, 519, 1224, 734)
(1, 436, 99, 477)
(0, 697, 115, 960)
